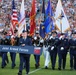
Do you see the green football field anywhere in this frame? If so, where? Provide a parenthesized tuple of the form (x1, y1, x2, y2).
(0, 53, 76, 75)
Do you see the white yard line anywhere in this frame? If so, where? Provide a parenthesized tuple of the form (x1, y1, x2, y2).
(29, 68, 42, 74)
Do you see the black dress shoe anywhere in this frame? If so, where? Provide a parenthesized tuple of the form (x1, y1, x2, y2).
(52, 67, 55, 70)
(45, 66, 48, 69)
(58, 68, 61, 70)
(1, 66, 4, 68)
(35, 64, 39, 69)
(18, 72, 22, 75)
(1, 63, 7, 68)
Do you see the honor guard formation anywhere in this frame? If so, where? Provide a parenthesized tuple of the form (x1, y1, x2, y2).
(0, 30, 76, 75)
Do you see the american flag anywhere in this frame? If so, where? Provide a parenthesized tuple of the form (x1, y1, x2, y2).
(10, 0, 18, 35)
(11, 0, 18, 29)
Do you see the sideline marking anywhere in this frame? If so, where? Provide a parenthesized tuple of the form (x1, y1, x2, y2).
(29, 68, 42, 74)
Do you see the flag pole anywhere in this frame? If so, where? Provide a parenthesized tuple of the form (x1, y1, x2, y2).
(60, 19, 62, 33)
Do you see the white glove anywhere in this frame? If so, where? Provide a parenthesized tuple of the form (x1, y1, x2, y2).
(59, 36, 63, 40)
(50, 36, 53, 39)
(40, 39, 44, 43)
(61, 47, 64, 50)
(51, 46, 54, 50)
(34, 36, 37, 40)
(34, 44, 36, 46)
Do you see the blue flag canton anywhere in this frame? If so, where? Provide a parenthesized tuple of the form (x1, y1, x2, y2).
(12, 0, 15, 9)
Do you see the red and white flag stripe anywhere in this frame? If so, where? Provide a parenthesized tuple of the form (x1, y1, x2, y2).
(12, 9, 18, 26)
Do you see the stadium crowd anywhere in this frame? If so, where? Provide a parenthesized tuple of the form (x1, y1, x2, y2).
(0, 0, 76, 34)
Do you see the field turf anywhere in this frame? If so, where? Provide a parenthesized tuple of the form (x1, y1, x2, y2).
(0, 53, 76, 75)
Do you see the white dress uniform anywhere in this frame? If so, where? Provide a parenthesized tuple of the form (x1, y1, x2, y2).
(43, 46, 50, 68)
(42, 37, 50, 68)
